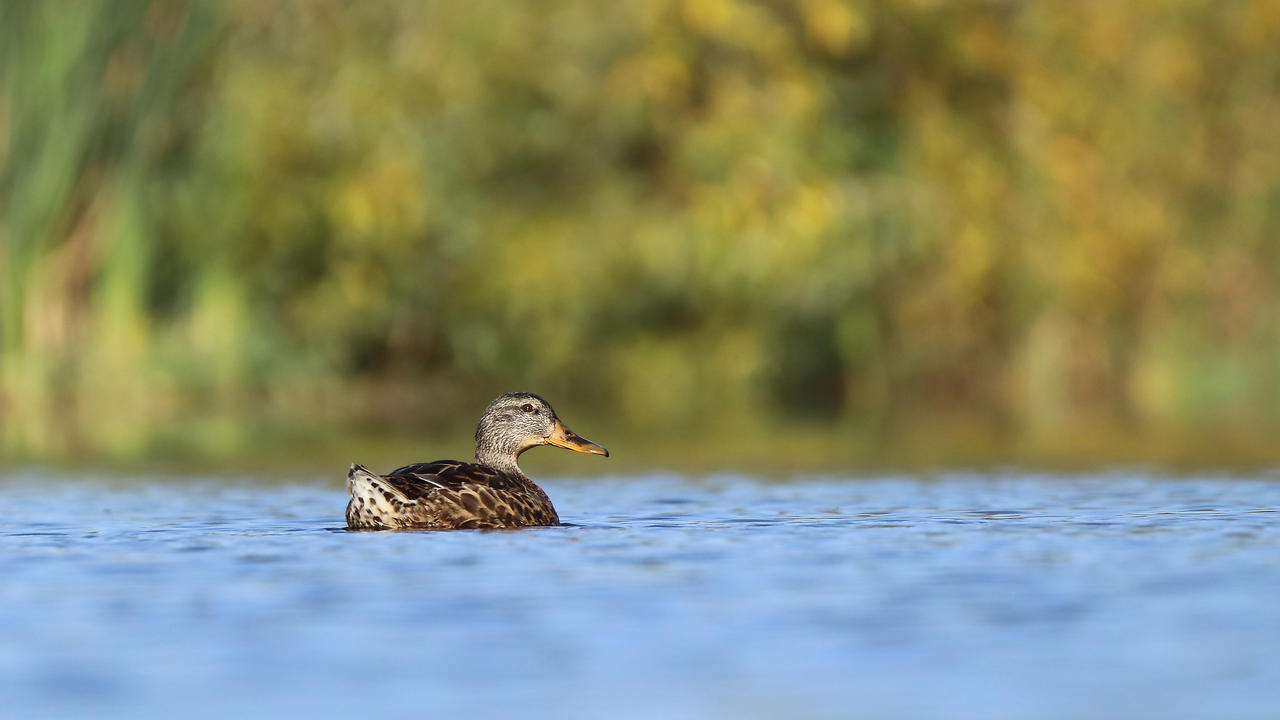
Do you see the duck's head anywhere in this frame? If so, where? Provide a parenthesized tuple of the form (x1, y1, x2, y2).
(474, 392, 608, 473)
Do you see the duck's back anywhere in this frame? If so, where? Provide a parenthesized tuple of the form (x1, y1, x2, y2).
(346, 461, 560, 530)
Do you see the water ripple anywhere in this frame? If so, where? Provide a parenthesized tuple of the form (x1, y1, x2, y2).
(1, 471, 1279, 719)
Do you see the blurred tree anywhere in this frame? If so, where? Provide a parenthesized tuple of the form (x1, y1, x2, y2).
(2, 0, 1280, 462)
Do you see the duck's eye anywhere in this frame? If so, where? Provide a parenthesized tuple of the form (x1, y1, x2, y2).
(521, 403, 535, 413)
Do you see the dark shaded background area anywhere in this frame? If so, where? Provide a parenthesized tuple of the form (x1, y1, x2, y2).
(2, 0, 1279, 469)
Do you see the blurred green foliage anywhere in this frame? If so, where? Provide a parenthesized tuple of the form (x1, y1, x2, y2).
(2, 0, 1280, 466)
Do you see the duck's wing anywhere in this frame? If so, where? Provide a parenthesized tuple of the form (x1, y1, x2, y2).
(380, 460, 477, 498)
(387, 460, 466, 477)
(382, 460, 528, 496)
(346, 461, 558, 529)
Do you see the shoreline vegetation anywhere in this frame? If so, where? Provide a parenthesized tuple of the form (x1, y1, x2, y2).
(6, 401, 1278, 476)
(4, 2, 1280, 470)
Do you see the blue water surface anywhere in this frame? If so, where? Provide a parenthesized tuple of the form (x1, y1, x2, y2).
(2, 470, 1279, 719)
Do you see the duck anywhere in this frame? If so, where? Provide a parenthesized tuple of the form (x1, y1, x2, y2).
(346, 392, 609, 530)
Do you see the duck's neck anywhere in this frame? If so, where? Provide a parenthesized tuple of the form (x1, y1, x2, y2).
(475, 439, 526, 476)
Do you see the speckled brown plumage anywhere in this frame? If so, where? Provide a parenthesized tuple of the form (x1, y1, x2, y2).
(346, 461, 560, 529)
(345, 393, 607, 530)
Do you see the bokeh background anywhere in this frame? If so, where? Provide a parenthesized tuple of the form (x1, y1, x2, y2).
(3, 0, 1280, 470)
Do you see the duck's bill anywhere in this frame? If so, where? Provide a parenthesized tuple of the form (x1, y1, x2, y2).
(546, 422, 610, 457)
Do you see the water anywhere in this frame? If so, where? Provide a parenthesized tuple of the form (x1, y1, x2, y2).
(3, 470, 1280, 719)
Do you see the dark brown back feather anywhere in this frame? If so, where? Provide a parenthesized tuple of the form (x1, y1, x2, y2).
(386, 461, 530, 494)
(352, 459, 560, 529)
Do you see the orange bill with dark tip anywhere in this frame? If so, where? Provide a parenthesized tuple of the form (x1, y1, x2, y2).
(545, 422, 609, 457)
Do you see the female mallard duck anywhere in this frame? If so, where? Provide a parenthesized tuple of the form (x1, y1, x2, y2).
(346, 392, 608, 530)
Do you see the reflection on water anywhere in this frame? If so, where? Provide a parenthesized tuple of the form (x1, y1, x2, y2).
(3, 471, 1280, 719)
